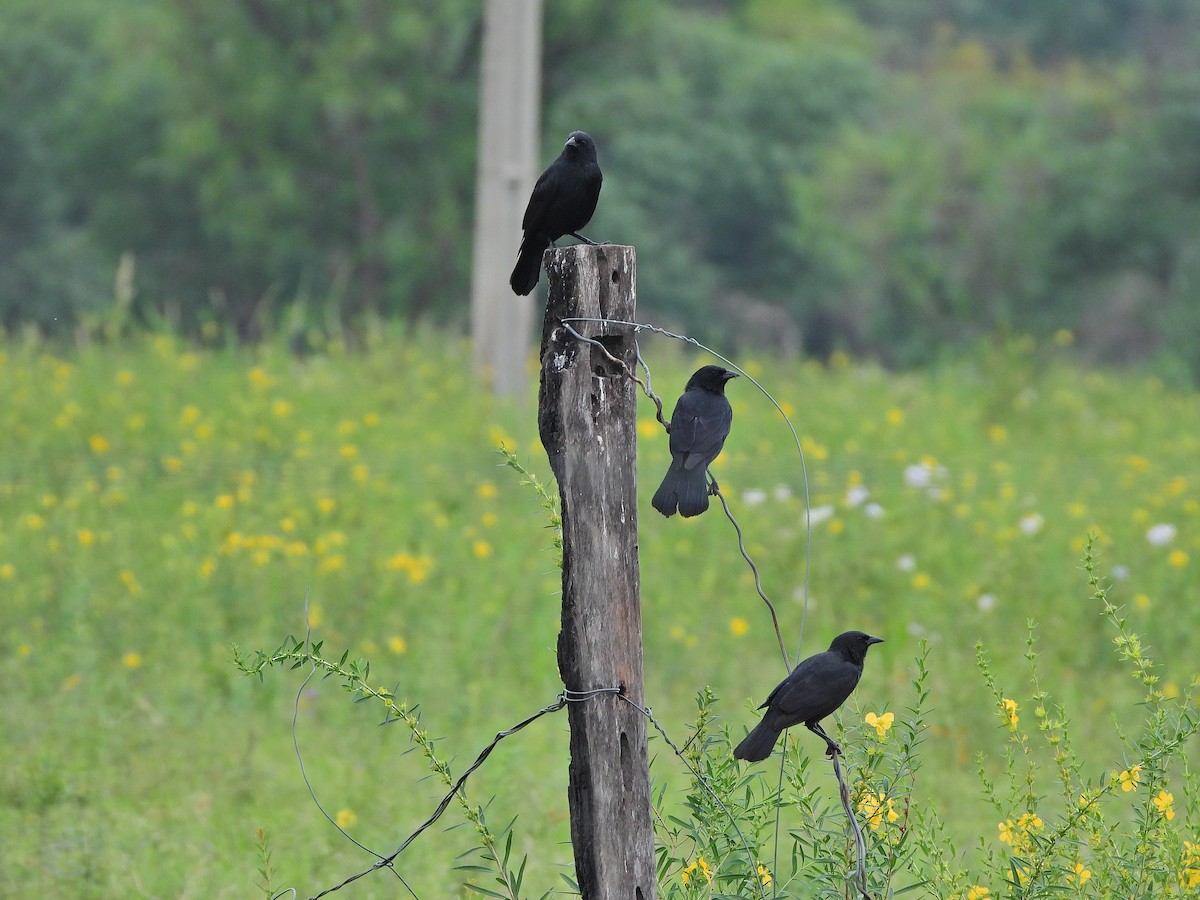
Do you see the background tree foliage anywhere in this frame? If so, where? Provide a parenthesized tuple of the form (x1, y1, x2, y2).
(3, 0, 1200, 375)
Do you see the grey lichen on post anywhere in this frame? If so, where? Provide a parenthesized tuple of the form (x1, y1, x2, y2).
(537, 243, 657, 900)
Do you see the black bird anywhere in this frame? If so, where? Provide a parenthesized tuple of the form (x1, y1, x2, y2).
(734, 631, 884, 763)
(509, 131, 603, 296)
(651, 365, 739, 519)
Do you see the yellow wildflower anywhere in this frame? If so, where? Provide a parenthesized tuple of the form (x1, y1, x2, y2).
(1119, 765, 1142, 792)
(1153, 790, 1175, 820)
(1001, 698, 1019, 730)
(1066, 861, 1091, 885)
(247, 366, 273, 388)
(119, 570, 142, 596)
(865, 711, 894, 737)
(858, 791, 899, 831)
(1181, 842, 1200, 889)
(317, 554, 346, 574)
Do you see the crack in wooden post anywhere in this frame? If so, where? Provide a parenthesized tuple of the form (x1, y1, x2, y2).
(537, 244, 657, 900)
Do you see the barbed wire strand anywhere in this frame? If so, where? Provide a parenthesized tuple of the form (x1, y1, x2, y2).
(281, 591, 414, 899)
(305, 690, 602, 900)
(558, 318, 791, 671)
(617, 694, 768, 900)
(712, 485, 790, 670)
(632, 338, 672, 430)
(560, 316, 813, 662)
(558, 321, 668, 427)
(289, 649, 872, 900)
(298, 683, 818, 900)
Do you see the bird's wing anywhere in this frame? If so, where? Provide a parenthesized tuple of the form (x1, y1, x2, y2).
(521, 164, 562, 232)
(764, 654, 860, 720)
(669, 396, 732, 471)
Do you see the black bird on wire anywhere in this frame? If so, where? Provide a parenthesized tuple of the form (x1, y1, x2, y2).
(651, 365, 739, 518)
(734, 631, 884, 763)
(509, 131, 603, 296)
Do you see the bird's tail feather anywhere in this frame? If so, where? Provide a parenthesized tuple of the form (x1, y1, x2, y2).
(509, 236, 550, 295)
(733, 720, 782, 762)
(650, 471, 679, 518)
(675, 469, 710, 518)
(651, 467, 710, 518)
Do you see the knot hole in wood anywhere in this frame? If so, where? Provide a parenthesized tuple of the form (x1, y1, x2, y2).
(589, 334, 629, 378)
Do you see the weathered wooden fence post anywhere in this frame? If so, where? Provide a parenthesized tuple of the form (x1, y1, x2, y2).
(537, 244, 657, 900)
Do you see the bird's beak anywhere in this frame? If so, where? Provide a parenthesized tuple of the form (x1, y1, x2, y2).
(722, 371, 740, 381)
(866, 636, 884, 646)
(565, 135, 579, 148)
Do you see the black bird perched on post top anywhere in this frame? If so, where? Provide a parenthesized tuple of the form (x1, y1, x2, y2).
(509, 131, 603, 296)
(734, 631, 883, 763)
(651, 365, 738, 519)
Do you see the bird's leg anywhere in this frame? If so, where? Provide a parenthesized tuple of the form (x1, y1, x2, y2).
(807, 722, 841, 758)
(569, 232, 611, 246)
(706, 471, 721, 497)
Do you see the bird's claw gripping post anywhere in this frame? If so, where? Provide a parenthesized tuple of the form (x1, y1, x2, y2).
(569, 232, 607, 246)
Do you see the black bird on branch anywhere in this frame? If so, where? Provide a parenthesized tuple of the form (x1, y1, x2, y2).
(734, 631, 884, 762)
(651, 365, 739, 518)
(509, 131, 603, 296)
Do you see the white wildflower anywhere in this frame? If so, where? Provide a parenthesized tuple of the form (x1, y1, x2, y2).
(1019, 513, 1044, 536)
(1146, 523, 1177, 546)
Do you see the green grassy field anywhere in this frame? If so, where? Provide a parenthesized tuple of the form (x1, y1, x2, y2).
(1, 328, 1198, 897)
